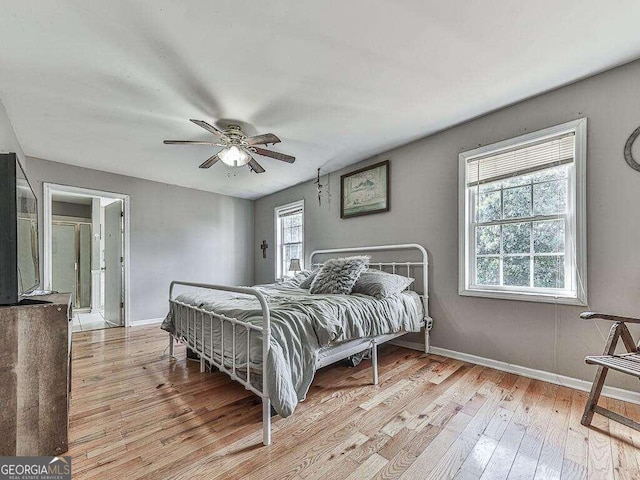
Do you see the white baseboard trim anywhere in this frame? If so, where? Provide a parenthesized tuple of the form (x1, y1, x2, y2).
(389, 339, 425, 352)
(389, 340, 640, 405)
(130, 317, 164, 327)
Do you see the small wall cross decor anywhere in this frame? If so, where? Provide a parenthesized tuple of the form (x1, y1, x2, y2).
(260, 240, 268, 259)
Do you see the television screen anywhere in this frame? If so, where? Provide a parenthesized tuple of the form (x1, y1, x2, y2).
(15, 160, 39, 295)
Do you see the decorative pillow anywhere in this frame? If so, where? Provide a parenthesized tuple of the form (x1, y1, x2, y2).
(309, 256, 370, 294)
(299, 268, 319, 289)
(351, 269, 414, 299)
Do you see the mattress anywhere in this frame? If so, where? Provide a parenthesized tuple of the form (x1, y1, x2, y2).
(162, 282, 423, 416)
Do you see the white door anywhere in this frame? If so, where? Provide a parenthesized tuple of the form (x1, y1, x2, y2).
(104, 201, 123, 326)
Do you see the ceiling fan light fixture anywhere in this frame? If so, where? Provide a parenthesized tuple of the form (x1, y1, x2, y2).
(219, 146, 251, 167)
(164, 120, 294, 173)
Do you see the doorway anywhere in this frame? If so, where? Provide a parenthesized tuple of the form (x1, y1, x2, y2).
(43, 184, 130, 331)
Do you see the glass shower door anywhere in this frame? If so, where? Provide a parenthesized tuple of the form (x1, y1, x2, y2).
(52, 224, 77, 305)
(51, 222, 92, 309)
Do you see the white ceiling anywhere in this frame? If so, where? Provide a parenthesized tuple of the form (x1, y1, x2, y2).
(2, 1, 640, 200)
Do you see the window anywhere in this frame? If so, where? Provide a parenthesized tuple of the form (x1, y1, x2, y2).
(459, 119, 587, 305)
(275, 200, 304, 279)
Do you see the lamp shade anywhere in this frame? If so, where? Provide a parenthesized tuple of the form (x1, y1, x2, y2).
(219, 146, 251, 167)
(288, 258, 301, 272)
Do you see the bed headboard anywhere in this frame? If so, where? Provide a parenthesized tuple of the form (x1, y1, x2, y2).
(309, 243, 431, 325)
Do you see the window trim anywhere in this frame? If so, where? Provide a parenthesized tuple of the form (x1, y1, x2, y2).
(274, 199, 305, 280)
(458, 118, 587, 306)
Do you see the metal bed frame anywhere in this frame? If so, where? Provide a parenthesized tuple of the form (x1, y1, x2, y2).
(167, 243, 432, 446)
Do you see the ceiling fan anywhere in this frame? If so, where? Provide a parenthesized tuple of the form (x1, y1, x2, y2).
(164, 120, 295, 174)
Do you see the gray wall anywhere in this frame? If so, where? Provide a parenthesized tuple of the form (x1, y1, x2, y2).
(27, 157, 254, 322)
(254, 59, 640, 391)
(0, 97, 26, 168)
(52, 201, 92, 219)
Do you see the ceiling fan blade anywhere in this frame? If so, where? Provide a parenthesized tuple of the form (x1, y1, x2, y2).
(247, 156, 266, 174)
(246, 133, 281, 146)
(199, 154, 220, 169)
(253, 147, 295, 163)
(164, 140, 222, 145)
(190, 119, 225, 138)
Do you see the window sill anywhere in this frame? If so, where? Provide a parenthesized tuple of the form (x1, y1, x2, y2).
(459, 287, 587, 306)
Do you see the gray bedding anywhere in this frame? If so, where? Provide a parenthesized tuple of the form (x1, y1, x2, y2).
(161, 282, 423, 417)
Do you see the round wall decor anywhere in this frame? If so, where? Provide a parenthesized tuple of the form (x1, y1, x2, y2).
(623, 125, 640, 172)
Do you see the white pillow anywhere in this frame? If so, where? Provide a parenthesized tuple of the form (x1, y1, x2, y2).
(351, 270, 414, 299)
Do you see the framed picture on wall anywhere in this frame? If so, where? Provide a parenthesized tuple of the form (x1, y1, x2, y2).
(340, 160, 390, 218)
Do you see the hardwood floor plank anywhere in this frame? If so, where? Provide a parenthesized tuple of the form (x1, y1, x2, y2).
(231, 358, 464, 476)
(187, 359, 429, 479)
(359, 379, 413, 411)
(273, 431, 370, 480)
(459, 372, 519, 442)
(65, 327, 640, 480)
(508, 453, 539, 480)
(453, 469, 482, 480)
(624, 401, 640, 476)
(507, 382, 559, 480)
(480, 420, 526, 480)
(424, 432, 478, 480)
(587, 397, 614, 480)
(455, 435, 499, 479)
(430, 360, 466, 385)
(533, 386, 572, 480)
(397, 410, 475, 479)
(298, 367, 466, 478)
(561, 390, 589, 480)
(480, 380, 549, 480)
(607, 398, 639, 480)
(484, 407, 515, 441)
(344, 453, 387, 480)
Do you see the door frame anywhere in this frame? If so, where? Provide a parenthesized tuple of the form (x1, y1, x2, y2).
(43, 183, 131, 327)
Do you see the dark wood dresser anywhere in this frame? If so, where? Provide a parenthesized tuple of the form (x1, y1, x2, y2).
(0, 293, 72, 455)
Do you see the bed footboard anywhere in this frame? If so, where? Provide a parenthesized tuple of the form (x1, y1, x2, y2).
(167, 281, 272, 446)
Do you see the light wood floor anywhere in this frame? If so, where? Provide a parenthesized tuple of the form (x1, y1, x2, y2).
(68, 326, 640, 479)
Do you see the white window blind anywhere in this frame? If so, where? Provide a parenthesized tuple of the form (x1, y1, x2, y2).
(466, 133, 575, 186)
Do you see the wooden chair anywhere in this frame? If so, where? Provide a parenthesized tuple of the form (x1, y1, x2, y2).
(581, 311, 640, 431)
